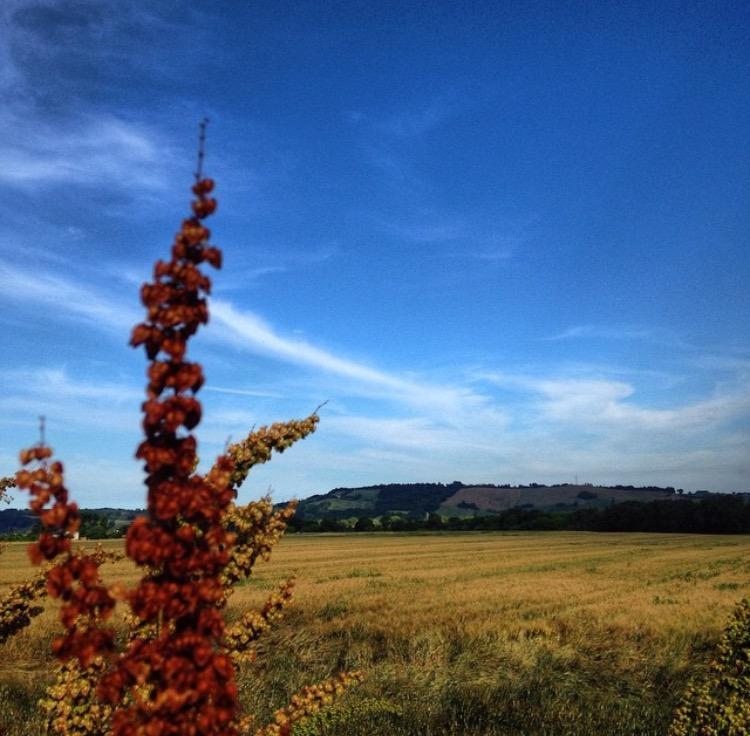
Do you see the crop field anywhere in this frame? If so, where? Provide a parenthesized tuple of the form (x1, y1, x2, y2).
(2, 531, 749, 735)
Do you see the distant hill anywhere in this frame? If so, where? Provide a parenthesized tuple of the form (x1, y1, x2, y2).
(290, 482, 688, 520)
(0, 483, 731, 534)
(0, 507, 143, 535)
(0, 508, 36, 534)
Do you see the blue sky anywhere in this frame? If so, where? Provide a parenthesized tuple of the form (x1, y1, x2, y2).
(1, 1, 748, 507)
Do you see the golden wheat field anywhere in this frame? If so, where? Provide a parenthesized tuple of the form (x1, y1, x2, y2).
(2, 530, 749, 735)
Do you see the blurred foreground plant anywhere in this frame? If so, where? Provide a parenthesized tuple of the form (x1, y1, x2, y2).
(670, 597, 750, 736)
(4, 126, 360, 735)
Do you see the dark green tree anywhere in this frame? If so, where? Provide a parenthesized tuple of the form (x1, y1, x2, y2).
(354, 517, 375, 532)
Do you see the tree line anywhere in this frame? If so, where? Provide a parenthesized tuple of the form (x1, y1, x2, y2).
(287, 494, 750, 535)
(4, 494, 749, 540)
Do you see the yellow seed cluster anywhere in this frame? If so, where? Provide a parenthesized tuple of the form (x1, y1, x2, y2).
(0, 475, 15, 500)
(39, 656, 113, 736)
(670, 597, 750, 736)
(224, 578, 295, 664)
(220, 499, 298, 595)
(216, 415, 318, 598)
(0, 545, 121, 645)
(251, 671, 364, 736)
(0, 564, 48, 644)
(292, 697, 403, 736)
(225, 415, 319, 492)
(4, 411, 359, 736)
(0, 476, 14, 556)
(0, 544, 123, 734)
(122, 608, 159, 643)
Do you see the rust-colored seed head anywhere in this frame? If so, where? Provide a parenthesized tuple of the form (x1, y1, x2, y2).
(16, 452, 115, 666)
(105, 176, 241, 735)
(15, 148, 355, 736)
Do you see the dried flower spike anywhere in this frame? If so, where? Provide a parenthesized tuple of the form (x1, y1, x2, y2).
(15, 450, 115, 666)
(101, 135, 240, 735)
(11, 124, 360, 736)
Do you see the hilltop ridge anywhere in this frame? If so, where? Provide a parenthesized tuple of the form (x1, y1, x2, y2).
(2, 483, 740, 535)
(290, 481, 690, 521)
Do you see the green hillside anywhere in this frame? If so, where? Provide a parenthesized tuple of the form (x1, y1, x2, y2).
(291, 482, 685, 521)
(0, 507, 143, 537)
(0, 483, 704, 535)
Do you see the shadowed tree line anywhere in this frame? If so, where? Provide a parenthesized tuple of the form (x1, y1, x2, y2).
(287, 494, 750, 535)
(4, 495, 749, 539)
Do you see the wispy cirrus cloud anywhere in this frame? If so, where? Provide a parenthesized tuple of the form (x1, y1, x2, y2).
(375, 97, 456, 138)
(0, 113, 172, 190)
(535, 378, 750, 431)
(4, 259, 748, 441)
(2, 260, 748, 494)
(378, 217, 466, 244)
(0, 260, 138, 331)
(346, 95, 456, 139)
(1, 368, 139, 403)
(543, 324, 653, 341)
(372, 210, 526, 263)
(0, 260, 501, 423)
(203, 386, 282, 400)
(347, 92, 534, 265)
(0, 367, 140, 438)
(0, 1, 193, 193)
(477, 371, 750, 433)
(210, 300, 501, 421)
(542, 324, 700, 353)
(211, 245, 339, 294)
(320, 413, 500, 454)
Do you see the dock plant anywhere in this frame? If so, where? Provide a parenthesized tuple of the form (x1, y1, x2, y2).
(6, 126, 361, 736)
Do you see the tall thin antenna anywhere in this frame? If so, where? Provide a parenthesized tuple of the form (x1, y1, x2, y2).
(195, 117, 210, 182)
(39, 415, 46, 447)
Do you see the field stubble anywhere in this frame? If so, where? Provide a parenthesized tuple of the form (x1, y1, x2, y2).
(1, 530, 749, 735)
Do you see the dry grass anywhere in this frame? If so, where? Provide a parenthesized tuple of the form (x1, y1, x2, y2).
(2, 531, 749, 735)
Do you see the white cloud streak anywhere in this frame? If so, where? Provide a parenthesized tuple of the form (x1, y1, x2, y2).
(0, 368, 140, 439)
(348, 96, 456, 139)
(543, 324, 653, 341)
(0, 259, 503, 423)
(0, 260, 139, 331)
(1, 262, 748, 493)
(0, 2, 179, 192)
(1, 367, 139, 403)
(211, 300, 499, 421)
(478, 372, 750, 433)
(0, 111, 172, 190)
